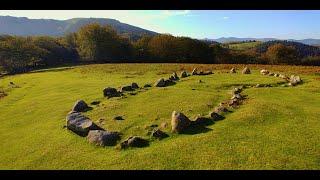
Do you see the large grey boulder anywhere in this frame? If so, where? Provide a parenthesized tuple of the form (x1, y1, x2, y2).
(87, 130, 121, 146)
(103, 87, 121, 98)
(171, 111, 192, 133)
(72, 100, 89, 112)
(66, 112, 102, 137)
(242, 67, 251, 74)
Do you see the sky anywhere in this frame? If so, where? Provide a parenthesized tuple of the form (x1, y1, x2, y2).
(0, 10, 319, 40)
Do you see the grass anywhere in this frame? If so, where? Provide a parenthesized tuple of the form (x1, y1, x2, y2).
(226, 41, 262, 51)
(0, 63, 319, 169)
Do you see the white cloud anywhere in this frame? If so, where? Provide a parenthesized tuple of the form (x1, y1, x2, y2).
(223, 16, 230, 20)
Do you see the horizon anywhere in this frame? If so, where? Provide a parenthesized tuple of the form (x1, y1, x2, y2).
(0, 10, 320, 40)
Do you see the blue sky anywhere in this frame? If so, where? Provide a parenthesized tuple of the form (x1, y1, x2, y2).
(0, 10, 319, 39)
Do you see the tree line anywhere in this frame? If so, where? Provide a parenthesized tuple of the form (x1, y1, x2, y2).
(1, 23, 319, 74)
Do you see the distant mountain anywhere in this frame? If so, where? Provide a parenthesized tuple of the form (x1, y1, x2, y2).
(208, 37, 320, 46)
(0, 16, 158, 41)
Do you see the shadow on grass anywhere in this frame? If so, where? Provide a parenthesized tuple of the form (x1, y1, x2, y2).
(181, 117, 215, 135)
(182, 125, 213, 135)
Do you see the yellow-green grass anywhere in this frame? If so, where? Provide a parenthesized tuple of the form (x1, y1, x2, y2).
(0, 63, 319, 169)
(227, 41, 262, 51)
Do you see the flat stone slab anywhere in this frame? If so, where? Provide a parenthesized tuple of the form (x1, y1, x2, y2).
(66, 112, 102, 137)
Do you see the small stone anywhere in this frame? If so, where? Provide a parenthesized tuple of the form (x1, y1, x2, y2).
(192, 68, 198, 75)
(131, 82, 139, 89)
(155, 78, 166, 87)
(113, 116, 124, 120)
(209, 112, 225, 121)
(160, 122, 168, 129)
(90, 101, 100, 105)
(120, 136, 149, 149)
(72, 100, 89, 112)
(260, 69, 269, 75)
(151, 129, 169, 139)
(242, 67, 251, 74)
(180, 71, 188, 78)
(144, 83, 152, 88)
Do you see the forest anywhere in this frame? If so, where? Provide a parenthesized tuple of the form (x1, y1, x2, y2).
(1, 23, 320, 74)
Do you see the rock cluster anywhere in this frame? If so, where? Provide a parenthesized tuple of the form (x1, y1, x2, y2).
(260, 69, 302, 86)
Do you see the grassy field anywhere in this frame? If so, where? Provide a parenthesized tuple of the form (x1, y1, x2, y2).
(226, 41, 262, 51)
(0, 63, 320, 170)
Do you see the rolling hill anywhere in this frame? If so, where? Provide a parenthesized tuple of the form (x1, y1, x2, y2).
(0, 16, 158, 41)
(208, 37, 320, 46)
(254, 40, 320, 58)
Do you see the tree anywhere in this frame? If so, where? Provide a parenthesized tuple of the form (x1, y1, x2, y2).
(265, 43, 299, 64)
(0, 37, 47, 73)
(76, 23, 133, 62)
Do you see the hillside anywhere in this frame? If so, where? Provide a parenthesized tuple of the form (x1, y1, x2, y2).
(254, 40, 320, 58)
(0, 16, 158, 41)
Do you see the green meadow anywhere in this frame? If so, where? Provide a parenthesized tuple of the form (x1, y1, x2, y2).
(0, 63, 319, 170)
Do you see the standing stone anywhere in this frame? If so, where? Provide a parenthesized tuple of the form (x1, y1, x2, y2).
(155, 78, 166, 87)
(171, 111, 191, 133)
(72, 100, 89, 112)
(66, 112, 102, 137)
(242, 67, 251, 74)
(87, 130, 121, 146)
(230, 68, 236, 73)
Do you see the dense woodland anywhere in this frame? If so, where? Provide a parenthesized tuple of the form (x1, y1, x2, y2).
(1, 23, 320, 74)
